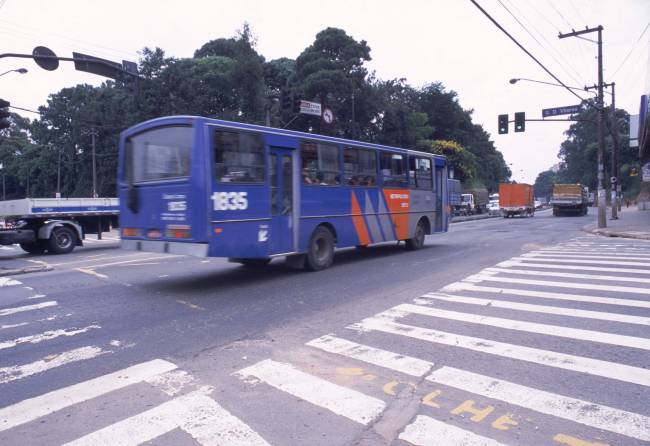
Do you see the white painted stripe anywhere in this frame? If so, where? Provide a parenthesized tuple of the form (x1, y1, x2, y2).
(485, 267, 650, 284)
(514, 256, 650, 267)
(466, 274, 650, 295)
(0, 346, 107, 385)
(419, 293, 650, 325)
(0, 301, 57, 317)
(394, 303, 650, 351)
(1, 322, 28, 330)
(306, 334, 434, 377)
(399, 414, 506, 446)
(236, 359, 385, 425)
(90, 255, 185, 269)
(499, 260, 650, 275)
(27, 294, 47, 299)
(0, 358, 177, 432)
(526, 252, 650, 261)
(428, 367, 650, 441)
(442, 282, 650, 309)
(0, 325, 101, 350)
(0, 277, 21, 287)
(63, 389, 270, 446)
(350, 312, 650, 386)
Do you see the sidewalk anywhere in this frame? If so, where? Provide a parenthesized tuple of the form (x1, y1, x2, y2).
(583, 206, 650, 240)
(0, 245, 52, 277)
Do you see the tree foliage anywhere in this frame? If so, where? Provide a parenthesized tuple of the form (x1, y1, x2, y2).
(0, 25, 511, 199)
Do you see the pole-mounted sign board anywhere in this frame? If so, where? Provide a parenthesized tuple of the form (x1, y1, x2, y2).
(299, 100, 322, 117)
(542, 104, 582, 118)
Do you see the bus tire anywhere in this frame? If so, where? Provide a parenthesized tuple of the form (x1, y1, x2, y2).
(48, 226, 77, 254)
(405, 221, 426, 251)
(306, 226, 335, 271)
(20, 242, 46, 255)
(237, 258, 271, 268)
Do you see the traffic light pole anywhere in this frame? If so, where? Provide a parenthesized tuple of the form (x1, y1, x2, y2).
(559, 26, 606, 229)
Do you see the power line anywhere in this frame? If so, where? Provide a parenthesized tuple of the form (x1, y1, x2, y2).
(9, 105, 125, 130)
(469, 0, 586, 103)
(611, 18, 650, 77)
(499, 0, 587, 87)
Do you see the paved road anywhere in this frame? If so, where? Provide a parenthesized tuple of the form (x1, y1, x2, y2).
(1, 208, 649, 445)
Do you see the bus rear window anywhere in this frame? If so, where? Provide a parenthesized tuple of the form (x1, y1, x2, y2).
(214, 130, 265, 183)
(127, 126, 192, 183)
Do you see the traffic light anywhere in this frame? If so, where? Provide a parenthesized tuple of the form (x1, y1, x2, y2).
(514, 112, 525, 132)
(0, 99, 10, 131)
(498, 114, 508, 134)
(280, 89, 292, 110)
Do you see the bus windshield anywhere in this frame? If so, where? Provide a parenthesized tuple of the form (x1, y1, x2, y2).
(125, 126, 192, 183)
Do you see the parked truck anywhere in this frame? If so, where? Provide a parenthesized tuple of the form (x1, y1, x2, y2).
(461, 187, 489, 215)
(551, 184, 589, 216)
(0, 198, 119, 254)
(499, 183, 534, 218)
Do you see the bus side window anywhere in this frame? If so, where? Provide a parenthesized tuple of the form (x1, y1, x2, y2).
(380, 152, 407, 188)
(215, 130, 265, 183)
(301, 141, 340, 186)
(344, 147, 377, 186)
(415, 157, 433, 190)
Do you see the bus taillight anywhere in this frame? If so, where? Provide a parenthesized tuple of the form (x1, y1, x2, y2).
(166, 225, 191, 239)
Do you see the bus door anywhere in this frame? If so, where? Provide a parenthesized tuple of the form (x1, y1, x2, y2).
(269, 147, 295, 254)
(435, 162, 445, 232)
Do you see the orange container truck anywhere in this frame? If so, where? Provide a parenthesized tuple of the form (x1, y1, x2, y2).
(499, 183, 534, 218)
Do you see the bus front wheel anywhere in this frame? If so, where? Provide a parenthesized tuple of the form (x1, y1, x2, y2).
(306, 226, 335, 271)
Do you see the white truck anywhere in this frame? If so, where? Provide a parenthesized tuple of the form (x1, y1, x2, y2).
(0, 198, 118, 254)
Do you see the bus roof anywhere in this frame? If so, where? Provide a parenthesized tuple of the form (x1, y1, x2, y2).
(122, 115, 446, 162)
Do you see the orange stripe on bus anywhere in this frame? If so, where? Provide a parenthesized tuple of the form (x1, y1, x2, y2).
(351, 192, 371, 245)
(383, 189, 410, 240)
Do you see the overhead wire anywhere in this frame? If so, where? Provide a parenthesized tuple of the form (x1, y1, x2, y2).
(610, 18, 650, 78)
(499, 0, 587, 88)
(469, 0, 587, 103)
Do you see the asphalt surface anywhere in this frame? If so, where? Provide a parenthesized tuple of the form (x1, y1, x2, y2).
(1, 208, 649, 446)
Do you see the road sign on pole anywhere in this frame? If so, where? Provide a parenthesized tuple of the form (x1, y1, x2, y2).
(299, 100, 322, 117)
(542, 104, 582, 118)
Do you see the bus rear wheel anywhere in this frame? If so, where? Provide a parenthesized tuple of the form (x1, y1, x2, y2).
(306, 226, 334, 271)
(405, 221, 426, 251)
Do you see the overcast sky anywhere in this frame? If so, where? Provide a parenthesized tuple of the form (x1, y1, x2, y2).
(1, 0, 649, 183)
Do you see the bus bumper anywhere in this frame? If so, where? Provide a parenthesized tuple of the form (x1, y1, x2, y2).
(121, 239, 208, 258)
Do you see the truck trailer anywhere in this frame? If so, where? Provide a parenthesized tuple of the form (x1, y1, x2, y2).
(0, 198, 119, 254)
(551, 184, 588, 216)
(499, 183, 534, 217)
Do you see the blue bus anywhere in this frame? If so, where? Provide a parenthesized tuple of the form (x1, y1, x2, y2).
(118, 116, 449, 270)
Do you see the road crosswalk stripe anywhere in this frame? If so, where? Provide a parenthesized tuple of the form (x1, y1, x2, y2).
(350, 313, 650, 386)
(442, 282, 650, 309)
(427, 366, 650, 441)
(0, 278, 21, 287)
(63, 389, 270, 446)
(306, 334, 434, 377)
(0, 325, 101, 350)
(399, 414, 506, 446)
(501, 260, 650, 275)
(0, 346, 107, 385)
(418, 293, 650, 325)
(0, 301, 58, 317)
(465, 273, 650, 295)
(485, 267, 650, 284)
(235, 359, 385, 425)
(526, 252, 650, 261)
(0, 358, 177, 432)
(392, 303, 650, 351)
(513, 256, 650, 267)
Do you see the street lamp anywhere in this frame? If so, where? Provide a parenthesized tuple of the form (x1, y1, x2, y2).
(0, 68, 28, 78)
(509, 77, 596, 96)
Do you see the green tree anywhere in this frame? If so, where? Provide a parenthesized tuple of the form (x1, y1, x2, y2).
(533, 169, 558, 200)
(416, 139, 477, 182)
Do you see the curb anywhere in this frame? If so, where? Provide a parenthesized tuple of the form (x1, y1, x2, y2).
(450, 214, 500, 224)
(0, 265, 53, 277)
(582, 224, 650, 241)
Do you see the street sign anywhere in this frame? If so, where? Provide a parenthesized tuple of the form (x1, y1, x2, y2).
(542, 104, 582, 118)
(73, 52, 123, 80)
(32, 46, 59, 71)
(299, 100, 322, 117)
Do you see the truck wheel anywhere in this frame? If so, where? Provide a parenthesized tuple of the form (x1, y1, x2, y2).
(305, 226, 335, 271)
(20, 242, 46, 255)
(48, 227, 77, 254)
(405, 221, 426, 251)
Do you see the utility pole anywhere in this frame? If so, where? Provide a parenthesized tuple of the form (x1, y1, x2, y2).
(559, 25, 606, 229)
(0, 163, 4, 201)
(56, 148, 62, 198)
(91, 129, 97, 198)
